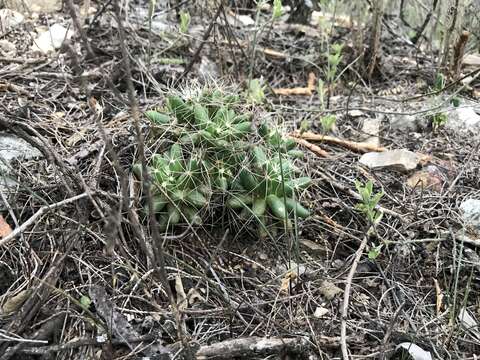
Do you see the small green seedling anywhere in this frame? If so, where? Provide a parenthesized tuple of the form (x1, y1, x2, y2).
(79, 295, 92, 310)
(355, 180, 384, 224)
(246, 79, 265, 104)
(272, 0, 283, 19)
(320, 114, 336, 133)
(317, 79, 327, 110)
(179, 10, 190, 33)
(451, 97, 460, 107)
(431, 112, 448, 130)
(368, 244, 383, 260)
(326, 43, 343, 84)
(434, 73, 445, 91)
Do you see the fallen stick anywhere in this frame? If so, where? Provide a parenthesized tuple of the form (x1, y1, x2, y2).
(292, 137, 329, 157)
(340, 233, 369, 360)
(196, 336, 311, 359)
(292, 131, 386, 153)
(273, 73, 316, 96)
(0, 193, 89, 247)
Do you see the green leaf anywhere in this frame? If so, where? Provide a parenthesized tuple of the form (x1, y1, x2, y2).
(80, 295, 91, 309)
(368, 244, 382, 260)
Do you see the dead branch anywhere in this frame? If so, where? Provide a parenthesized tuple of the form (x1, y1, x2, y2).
(0, 193, 89, 247)
(195, 336, 311, 359)
(340, 233, 369, 360)
(291, 137, 329, 157)
(292, 132, 386, 153)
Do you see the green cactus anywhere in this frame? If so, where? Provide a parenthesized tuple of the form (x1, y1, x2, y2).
(137, 89, 312, 234)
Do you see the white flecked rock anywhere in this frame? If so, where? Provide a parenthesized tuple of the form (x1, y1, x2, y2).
(32, 24, 73, 54)
(359, 149, 419, 172)
(460, 199, 480, 230)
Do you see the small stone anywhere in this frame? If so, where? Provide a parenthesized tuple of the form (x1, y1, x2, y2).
(407, 165, 446, 192)
(0, 133, 43, 209)
(226, 13, 255, 27)
(331, 259, 344, 269)
(0, 40, 16, 55)
(360, 117, 381, 147)
(32, 24, 73, 54)
(446, 107, 480, 130)
(390, 114, 423, 132)
(314, 306, 329, 318)
(463, 53, 480, 67)
(359, 149, 420, 172)
(3, 0, 62, 13)
(348, 109, 364, 117)
(0, 9, 24, 34)
(460, 199, 480, 231)
(0, 133, 42, 172)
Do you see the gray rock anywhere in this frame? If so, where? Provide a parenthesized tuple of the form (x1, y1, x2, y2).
(0, 39, 16, 55)
(0, 133, 42, 208)
(32, 24, 73, 54)
(446, 107, 480, 131)
(390, 114, 423, 132)
(3, 0, 61, 13)
(0, 133, 42, 172)
(360, 117, 381, 147)
(0, 9, 24, 35)
(359, 149, 419, 172)
(460, 198, 480, 231)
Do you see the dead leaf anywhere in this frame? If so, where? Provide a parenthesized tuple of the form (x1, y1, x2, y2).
(433, 279, 443, 315)
(1, 289, 30, 314)
(175, 274, 188, 311)
(307, 72, 316, 91)
(187, 288, 205, 305)
(0, 215, 12, 238)
(263, 48, 288, 59)
(280, 271, 297, 294)
(319, 280, 342, 300)
(407, 171, 442, 192)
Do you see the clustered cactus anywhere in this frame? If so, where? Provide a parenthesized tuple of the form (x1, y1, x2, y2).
(134, 89, 311, 235)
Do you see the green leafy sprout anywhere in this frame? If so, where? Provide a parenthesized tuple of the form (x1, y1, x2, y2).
(179, 10, 191, 33)
(272, 0, 283, 20)
(320, 114, 336, 133)
(355, 180, 384, 224)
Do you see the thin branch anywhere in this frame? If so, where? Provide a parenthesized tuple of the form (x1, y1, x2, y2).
(0, 193, 89, 247)
(340, 233, 369, 359)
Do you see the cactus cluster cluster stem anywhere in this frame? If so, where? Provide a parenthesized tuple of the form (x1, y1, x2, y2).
(134, 89, 312, 235)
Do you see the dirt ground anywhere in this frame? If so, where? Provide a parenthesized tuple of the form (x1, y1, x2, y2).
(0, 1, 480, 359)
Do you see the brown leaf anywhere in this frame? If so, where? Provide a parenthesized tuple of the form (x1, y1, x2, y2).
(1, 289, 30, 314)
(0, 215, 12, 238)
